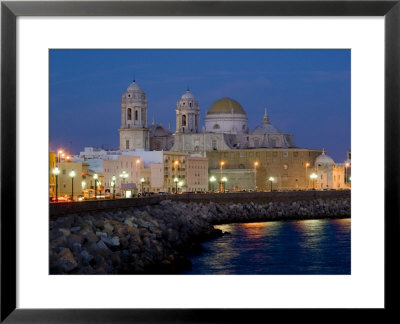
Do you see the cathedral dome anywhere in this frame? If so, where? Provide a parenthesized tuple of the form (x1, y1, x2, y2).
(207, 98, 247, 115)
(315, 151, 335, 166)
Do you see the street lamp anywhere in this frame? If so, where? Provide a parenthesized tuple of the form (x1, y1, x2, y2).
(310, 173, 318, 190)
(52, 167, 60, 201)
(220, 161, 225, 192)
(209, 176, 216, 192)
(120, 171, 128, 197)
(140, 177, 145, 195)
(178, 181, 183, 193)
(254, 161, 259, 191)
(268, 176, 274, 192)
(69, 169, 76, 201)
(111, 175, 116, 199)
(93, 173, 98, 199)
(221, 177, 227, 193)
(174, 177, 179, 194)
(305, 162, 310, 189)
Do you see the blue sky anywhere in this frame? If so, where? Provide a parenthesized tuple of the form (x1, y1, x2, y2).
(50, 49, 350, 162)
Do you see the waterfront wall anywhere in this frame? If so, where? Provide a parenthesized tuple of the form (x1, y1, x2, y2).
(50, 190, 350, 218)
(50, 197, 350, 274)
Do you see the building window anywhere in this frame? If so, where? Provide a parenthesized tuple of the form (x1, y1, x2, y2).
(135, 110, 138, 121)
(182, 115, 187, 126)
(283, 163, 288, 170)
(189, 102, 192, 107)
(273, 152, 278, 157)
(213, 124, 220, 129)
(127, 108, 132, 120)
(212, 140, 217, 150)
(293, 152, 298, 157)
(283, 152, 288, 158)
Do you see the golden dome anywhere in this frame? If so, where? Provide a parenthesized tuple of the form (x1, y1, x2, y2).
(207, 97, 246, 115)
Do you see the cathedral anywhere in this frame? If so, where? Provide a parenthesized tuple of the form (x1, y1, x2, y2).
(116, 80, 349, 191)
(119, 80, 296, 154)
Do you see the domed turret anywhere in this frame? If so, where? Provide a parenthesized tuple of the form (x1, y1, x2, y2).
(123, 80, 146, 101)
(252, 108, 282, 135)
(315, 150, 335, 167)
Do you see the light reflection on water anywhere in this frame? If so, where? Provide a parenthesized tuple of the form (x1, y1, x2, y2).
(183, 218, 351, 275)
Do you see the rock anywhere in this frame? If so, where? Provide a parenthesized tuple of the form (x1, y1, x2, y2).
(101, 236, 120, 247)
(58, 248, 78, 273)
(70, 226, 81, 233)
(58, 228, 71, 236)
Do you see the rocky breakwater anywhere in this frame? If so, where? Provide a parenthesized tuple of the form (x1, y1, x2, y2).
(50, 198, 350, 274)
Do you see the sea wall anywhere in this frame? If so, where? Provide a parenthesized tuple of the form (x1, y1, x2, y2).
(50, 198, 350, 274)
(50, 190, 350, 218)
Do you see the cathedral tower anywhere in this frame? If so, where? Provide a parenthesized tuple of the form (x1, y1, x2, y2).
(119, 80, 150, 151)
(175, 88, 200, 133)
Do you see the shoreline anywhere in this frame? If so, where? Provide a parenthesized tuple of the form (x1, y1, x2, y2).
(50, 198, 351, 274)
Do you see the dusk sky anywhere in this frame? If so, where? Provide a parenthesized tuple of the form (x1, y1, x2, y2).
(50, 49, 350, 162)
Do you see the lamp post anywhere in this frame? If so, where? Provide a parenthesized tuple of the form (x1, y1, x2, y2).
(221, 177, 227, 193)
(219, 161, 225, 192)
(210, 176, 216, 192)
(93, 173, 98, 199)
(53, 167, 60, 201)
(112, 175, 116, 199)
(254, 161, 259, 191)
(98, 181, 102, 198)
(140, 177, 145, 195)
(178, 181, 183, 193)
(174, 177, 179, 194)
(69, 169, 76, 201)
(120, 171, 128, 197)
(268, 177, 274, 192)
(310, 173, 318, 190)
(305, 162, 310, 189)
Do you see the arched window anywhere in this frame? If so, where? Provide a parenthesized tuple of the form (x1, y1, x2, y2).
(135, 110, 138, 121)
(182, 115, 187, 126)
(213, 124, 220, 129)
(126, 140, 129, 149)
(127, 108, 132, 120)
(189, 102, 192, 107)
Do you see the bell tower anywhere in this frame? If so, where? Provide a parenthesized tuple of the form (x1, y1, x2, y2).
(176, 88, 200, 133)
(119, 80, 150, 151)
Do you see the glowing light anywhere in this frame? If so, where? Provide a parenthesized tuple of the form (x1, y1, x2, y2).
(222, 177, 227, 182)
(305, 162, 310, 167)
(140, 178, 145, 183)
(310, 173, 318, 180)
(93, 173, 98, 180)
(173, 177, 179, 183)
(220, 161, 225, 167)
(178, 181, 183, 186)
(52, 167, 60, 175)
(254, 161, 259, 167)
(210, 176, 216, 182)
(119, 171, 128, 179)
(69, 170, 76, 178)
(81, 181, 86, 188)
(112, 175, 116, 181)
(269, 177, 274, 182)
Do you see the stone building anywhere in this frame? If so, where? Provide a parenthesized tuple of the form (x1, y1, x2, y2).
(49, 152, 56, 197)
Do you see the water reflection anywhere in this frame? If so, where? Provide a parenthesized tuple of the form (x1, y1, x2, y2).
(184, 218, 351, 275)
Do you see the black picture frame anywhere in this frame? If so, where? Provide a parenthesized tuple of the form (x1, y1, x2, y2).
(1, 0, 399, 322)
